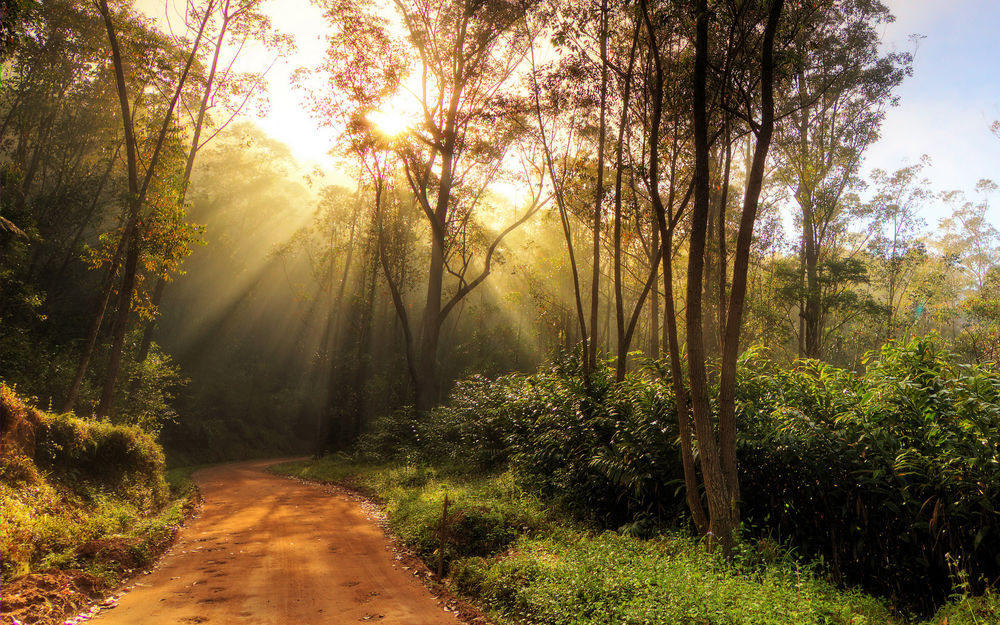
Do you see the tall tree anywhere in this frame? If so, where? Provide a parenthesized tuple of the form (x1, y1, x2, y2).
(89, 0, 212, 418)
(686, 0, 787, 553)
(774, 0, 909, 359)
(311, 0, 543, 414)
(132, 0, 292, 369)
(867, 159, 929, 342)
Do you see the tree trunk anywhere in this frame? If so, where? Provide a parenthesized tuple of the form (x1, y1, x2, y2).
(61, 237, 125, 413)
(641, 0, 708, 533)
(714, 0, 786, 544)
(688, 0, 736, 553)
(649, 223, 660, 359)
(415, 153, 451, 414)
(132, 4, 233, 368)
(92, 0, 212, 417)
(96, 235, 140, 418)
(613, 10, 639, 381)
(589, 0, 608, 371)
(527, 37, 589, 369)
(803, 208, 822, 358)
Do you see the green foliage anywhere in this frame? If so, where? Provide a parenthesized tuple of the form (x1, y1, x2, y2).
(352, 373, 528, 472)
(452, 530, 896, 625)
(1, 479, 189, 584)
(0, 385, 185, 584)
(352, 355, 686, 526)
(389, 474, 549, 573)
(347, 338, 1000, 612)
(503, 356, 685, 526)
(113, 343, 187, 434)
(34, 412, 168, 511)
(927, 589, 1000, 625)
(739, 336, 1000, 608)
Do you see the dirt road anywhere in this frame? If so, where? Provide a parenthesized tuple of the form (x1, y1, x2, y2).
(90, 460, 462, 625)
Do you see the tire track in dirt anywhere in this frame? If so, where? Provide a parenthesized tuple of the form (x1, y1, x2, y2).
(89, 460, 462, 625)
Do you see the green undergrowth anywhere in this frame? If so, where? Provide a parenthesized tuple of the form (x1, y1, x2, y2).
(273, 456, 1000, 625)
(271, 456, 556, 571)
(452, 530, 894, 625)
(0, 384, 198, 586)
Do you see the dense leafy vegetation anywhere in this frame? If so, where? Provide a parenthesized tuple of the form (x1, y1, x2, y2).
(0, 384, 192, 585)
(275, 451, 1000, 625)
(330, 337, 1000, 613)
(740, 340, 1000, 607)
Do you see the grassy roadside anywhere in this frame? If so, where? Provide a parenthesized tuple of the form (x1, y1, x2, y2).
(272, 456, 998, 625)
(0, 384, 207, 625)
(1, 464, 203, 625)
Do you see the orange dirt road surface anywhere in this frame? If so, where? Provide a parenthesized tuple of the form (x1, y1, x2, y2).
(90, 460, 463, 625)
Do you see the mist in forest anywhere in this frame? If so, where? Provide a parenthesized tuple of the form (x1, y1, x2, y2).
(1, 0, 998, 464)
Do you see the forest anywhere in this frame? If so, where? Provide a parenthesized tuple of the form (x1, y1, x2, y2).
(2, 0, 1000, 623)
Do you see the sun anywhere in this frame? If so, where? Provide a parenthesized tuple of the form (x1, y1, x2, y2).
(366, 108, 410, 138)
(365, 81, 425, 138)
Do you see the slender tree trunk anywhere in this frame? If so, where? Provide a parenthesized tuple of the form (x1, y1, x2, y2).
(61, 236, 126, 413)
(715, 0, 786, 539)
(589, 0, 608, 371)
(528, 43, 589, 368)
(93, 0, 212, 418)
(649, 220, 660, 359)
(687, 0, 736, 553)
(373, 171, 420, 421)
(641, 0, 709, 533)
(803, 207, 822, 358)
(415, 149, 452, 413)
(133, 4, 233, 367)
(614, 10, 640, 381)
(717, 126, 732, 356)
(96, 235, 140, 418)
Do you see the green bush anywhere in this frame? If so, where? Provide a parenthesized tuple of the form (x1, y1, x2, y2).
(505, 356, 686, 527)
(1, 385, 183, 583)
(352, 355, 686, 527)
(352, 374, 528, 473)
(451, 530, 897, 625)
(739, 337, 1000, 609)
(927, 589, 1000, 625)
(34, 412, 168, 511)
(345, 337, 1000, 611)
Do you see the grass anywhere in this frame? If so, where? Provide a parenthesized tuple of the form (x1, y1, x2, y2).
(165, 463, 211, 500)
(452, 530, 895, 625)
(276, 456, 975, 625)
(1, 477, 194, 585)
(1, 459, 202, 586)
(271, 457, 554, 571)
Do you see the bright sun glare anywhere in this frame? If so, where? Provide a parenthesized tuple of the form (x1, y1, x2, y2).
(367, 108, 410, 137)
(365, 80, 424, 138)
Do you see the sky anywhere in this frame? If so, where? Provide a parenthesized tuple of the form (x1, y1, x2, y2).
(138, 0, 1000, 226)
(136, 0, 337, 170)
(865, 0, 1000, 223)
(248, 0, 336, 170)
